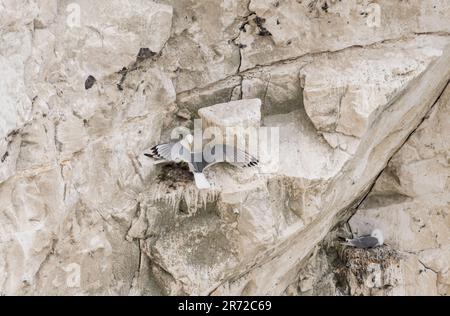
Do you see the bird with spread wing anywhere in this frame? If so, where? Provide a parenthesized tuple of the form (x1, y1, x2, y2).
(145, 134, 259, 189)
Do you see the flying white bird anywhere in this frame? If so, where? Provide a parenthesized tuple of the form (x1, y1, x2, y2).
(342, 229, 384, 249)
(145, 134, 259, 189)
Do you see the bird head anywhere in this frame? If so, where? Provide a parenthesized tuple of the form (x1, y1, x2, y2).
(371, 229, 384, 245)
(180, 134, 194, 150)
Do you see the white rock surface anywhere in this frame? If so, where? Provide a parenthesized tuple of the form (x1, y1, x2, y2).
(0, 1, 449, 296)
(301, 36, 448, 145)
(199, 98, 261, 150)
(239, 0, 450, 71)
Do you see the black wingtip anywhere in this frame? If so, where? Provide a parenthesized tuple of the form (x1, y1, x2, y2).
(245, 160, 259, 168)
(144, 153, 154, 158)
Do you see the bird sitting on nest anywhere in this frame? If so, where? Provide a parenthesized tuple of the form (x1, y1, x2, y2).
(341, 229, 384, 249)
(145, 134, 259, 190)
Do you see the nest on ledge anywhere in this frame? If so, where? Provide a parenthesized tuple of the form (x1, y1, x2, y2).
(336, 245, 402, 284)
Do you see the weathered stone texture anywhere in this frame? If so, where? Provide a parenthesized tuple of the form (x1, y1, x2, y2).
(0, 0, 449, 295)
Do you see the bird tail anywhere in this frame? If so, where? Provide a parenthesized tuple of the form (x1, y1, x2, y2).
(193, 173, 211, 190)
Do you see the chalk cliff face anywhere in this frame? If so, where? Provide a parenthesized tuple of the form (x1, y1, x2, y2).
(0, 0, 449, 295)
